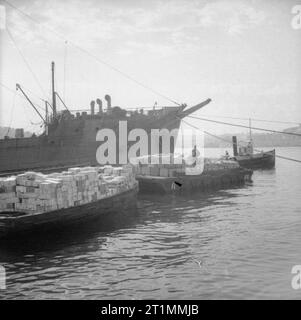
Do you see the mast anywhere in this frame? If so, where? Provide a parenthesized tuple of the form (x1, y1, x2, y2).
(181, 125, 184, 158)
(51, 61, 57, 117)
(248, 118, 254, 155)
(45, 100, 49, 135)
(249, 118, 252, 142)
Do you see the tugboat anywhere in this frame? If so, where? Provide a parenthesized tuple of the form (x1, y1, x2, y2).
(231, 120, 275, 169)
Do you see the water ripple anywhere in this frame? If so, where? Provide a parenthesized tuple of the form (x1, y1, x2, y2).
(0, 147, 301, 299)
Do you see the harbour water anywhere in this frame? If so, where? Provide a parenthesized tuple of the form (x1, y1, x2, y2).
(0, 147, 300, 300)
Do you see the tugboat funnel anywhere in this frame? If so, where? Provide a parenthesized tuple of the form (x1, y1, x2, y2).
(232, 136, 238, 156)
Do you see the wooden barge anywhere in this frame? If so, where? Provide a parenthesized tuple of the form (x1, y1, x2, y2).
(0, 184, 138, 239)
(136, 168, 252, 194)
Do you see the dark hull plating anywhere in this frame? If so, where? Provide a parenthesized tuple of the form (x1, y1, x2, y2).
(136, 168, 253, 194)
(235, 150, 275, 170)
(0, 116, 180, 174)
(0, 99, 211, 174)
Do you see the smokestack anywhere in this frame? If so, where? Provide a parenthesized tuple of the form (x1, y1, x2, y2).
(104, 94, 111, 109)
(90, 100, 95, 115)
(96, 98, 103, 114)
(232, 136, 238, 156)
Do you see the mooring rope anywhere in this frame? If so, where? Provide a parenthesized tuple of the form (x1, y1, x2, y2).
(3, 0, 182, 106)
(180, 118, 301, 164)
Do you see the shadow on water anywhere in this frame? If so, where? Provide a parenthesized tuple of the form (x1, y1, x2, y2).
(138, 184, 252, 209)
(0, 182, 260, 300)
(0, 207, 140, 259)
(1, 148, 298, 299)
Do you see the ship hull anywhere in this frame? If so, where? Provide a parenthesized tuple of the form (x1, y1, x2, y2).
(0, 115, 182, 174)
(0, 99, 212, 174)
(234, 149, 275, 169)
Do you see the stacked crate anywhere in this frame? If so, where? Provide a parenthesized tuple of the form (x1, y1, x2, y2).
(133, 154, 186, 177)
(0, 177, 18, 212)
(133, 154, 240, 177)
(203, 159, 239, 172)
(0, 165, 137, 214)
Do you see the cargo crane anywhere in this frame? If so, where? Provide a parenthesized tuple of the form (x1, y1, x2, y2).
(16, 83, 49, 134)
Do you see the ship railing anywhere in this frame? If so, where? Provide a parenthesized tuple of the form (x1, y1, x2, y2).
(46, 105, 180, 121)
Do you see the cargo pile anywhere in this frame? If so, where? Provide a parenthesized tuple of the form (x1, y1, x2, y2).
(135, 163, 185, 177)
(132, 154, 185, 177)
(0, 165, 137, 214)
(133, 154, 239, 177)
(203, 158, 239, 172)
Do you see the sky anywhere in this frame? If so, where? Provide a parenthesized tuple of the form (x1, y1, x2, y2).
(0, 0, 300, 135)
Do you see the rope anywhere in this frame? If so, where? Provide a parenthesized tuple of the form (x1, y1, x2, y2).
(186, 115, 301, 137)
(180, 118, 301, 164)
(0, 81, 16, 94)
(0, 81, 46, 111)
(181, 117, 241, 145)
(199, 114, 301, 126)
(6, 27, 48, 100)
(19, 84, 45, 103)
(30, 120, 43, 126)
(63, 40, 68, 102)
(3, 0, 182, 106)
(271, 154, 301, 163)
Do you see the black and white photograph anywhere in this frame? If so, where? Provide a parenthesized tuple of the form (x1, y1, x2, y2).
(0, 0, 301, 303)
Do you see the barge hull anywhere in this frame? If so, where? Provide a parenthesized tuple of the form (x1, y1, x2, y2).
(0, 186, 138, 239)
(136, 169, 252, 194)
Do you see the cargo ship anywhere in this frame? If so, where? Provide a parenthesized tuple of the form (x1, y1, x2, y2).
(0, 63, 211, 175)
(0, 165, 138, 238)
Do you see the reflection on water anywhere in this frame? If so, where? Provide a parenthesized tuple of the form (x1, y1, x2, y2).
(0, 147, 301, 299)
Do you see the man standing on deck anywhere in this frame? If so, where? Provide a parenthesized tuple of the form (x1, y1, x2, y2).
(191, 145, 200, 167)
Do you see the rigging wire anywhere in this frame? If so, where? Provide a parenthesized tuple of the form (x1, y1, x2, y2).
(3, 0, 182, 106)
(0, 81, 16, 94)
(0, 83, 46, 132)
(180, 118, 301, 164)
(63, 40, 68, 102)
(0, 81, 46, 112)
(186, 115, 301, 137)
(180, 118, 236, 146)
(5, 27, 48, 100)
(199, 114, 301, 126)
(20, 100, 44, 133)
(19, 84, 46, 103)
(270, 154, 301, 163)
